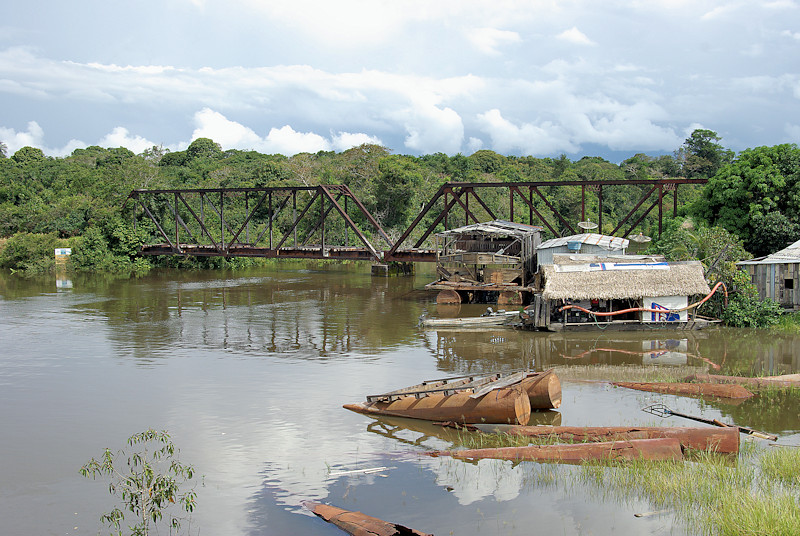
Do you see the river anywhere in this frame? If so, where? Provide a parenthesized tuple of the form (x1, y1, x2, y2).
(1, 264, 798, 535)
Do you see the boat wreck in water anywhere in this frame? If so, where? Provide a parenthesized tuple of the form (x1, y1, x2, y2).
(305, 502, 433, 536)
(447, 423, 740, 454)
(344, 369, 561, 425)
(430, 437, 685, 463)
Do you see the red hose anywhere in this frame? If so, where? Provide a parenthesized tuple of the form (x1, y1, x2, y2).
(558, 282, 728, 317)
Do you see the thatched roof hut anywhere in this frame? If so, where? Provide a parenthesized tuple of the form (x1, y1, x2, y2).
(542, 260, 710, 301)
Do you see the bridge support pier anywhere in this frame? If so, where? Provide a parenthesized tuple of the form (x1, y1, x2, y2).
(371, 262, 415, 277)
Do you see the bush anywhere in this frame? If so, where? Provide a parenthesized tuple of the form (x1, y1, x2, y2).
(0, 232, 60, 275)
(721, 269, 783, 328)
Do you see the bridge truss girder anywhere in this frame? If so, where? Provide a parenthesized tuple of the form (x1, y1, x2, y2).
(127, 185, 393, 262)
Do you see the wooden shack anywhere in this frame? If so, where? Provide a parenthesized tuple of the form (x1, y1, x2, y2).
(521, 256, 715, 331)
(737, 239, 800, 310)
(425, 220, 542, 305)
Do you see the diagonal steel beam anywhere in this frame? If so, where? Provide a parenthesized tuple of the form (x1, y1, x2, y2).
(320, 185, 381, 260)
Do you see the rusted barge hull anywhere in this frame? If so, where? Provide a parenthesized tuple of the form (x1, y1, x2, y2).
(431, 437, 684, 463)
(465, 424, 740, 454)
(344, 370, 561, 425)
(685, 373, 800, 389)
(612, 381, 754, 400)
(305, 502, 432, 536)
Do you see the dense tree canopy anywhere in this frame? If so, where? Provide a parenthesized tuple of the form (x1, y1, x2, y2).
(1, 129, 799, 280)
(693, 143, 800, 256)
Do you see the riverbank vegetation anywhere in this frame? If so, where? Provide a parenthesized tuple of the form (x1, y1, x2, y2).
(1, 131, 798, 327)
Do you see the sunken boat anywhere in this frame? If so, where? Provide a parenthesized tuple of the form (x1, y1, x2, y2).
(344, 369, 561, 425)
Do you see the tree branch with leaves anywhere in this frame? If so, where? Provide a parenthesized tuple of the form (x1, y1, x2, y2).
(80, 429, 198, 536)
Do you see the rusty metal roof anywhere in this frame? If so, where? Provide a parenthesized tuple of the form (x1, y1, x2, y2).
(436, 220, 543, 238)
(537, 233, 629, 251)
(738, 238, 800, 265)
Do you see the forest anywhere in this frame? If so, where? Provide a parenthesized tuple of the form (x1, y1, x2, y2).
(1, 131, 799, 327)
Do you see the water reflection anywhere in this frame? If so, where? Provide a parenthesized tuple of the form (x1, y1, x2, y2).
(0, 266, 798, 536)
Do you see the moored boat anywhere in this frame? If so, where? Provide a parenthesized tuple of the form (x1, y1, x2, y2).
(344, 369, 561, 425)
(418, 309, 519, 328)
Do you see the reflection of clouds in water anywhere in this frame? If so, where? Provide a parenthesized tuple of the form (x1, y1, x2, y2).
(165, 347, 437, 533)
(427, 457, 526, 505)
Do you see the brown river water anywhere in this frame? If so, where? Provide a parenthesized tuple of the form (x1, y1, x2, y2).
(1, 264, 798, 535)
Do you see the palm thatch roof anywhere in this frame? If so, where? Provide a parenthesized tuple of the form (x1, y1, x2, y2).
(542, 260, 710, 301)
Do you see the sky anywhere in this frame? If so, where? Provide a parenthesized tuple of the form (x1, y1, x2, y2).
(1, 0, 799, 161)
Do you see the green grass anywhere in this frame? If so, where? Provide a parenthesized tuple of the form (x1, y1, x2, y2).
(577, 445, 800, 535)
(440, 427, 800, 535)
(554, 364, 702, 383)
(772, 312, 800, 333)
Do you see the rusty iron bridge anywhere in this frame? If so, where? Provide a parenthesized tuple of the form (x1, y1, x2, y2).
(128, 178, 706, 263)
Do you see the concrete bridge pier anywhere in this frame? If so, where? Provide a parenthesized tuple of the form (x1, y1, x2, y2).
(371, 262, 415, 277)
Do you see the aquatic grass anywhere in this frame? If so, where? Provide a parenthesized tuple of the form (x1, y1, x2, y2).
(758, 446, 800, 485)
(574, 448, 800, 536)
(711, 491, 800, 536)
(554, 364, 703, 383)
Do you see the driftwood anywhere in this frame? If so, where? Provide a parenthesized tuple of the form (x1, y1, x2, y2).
(612, 381, 754, 400)
(685, 373, 800, 389)
(305, 502, 433, 536)
(430, 437, 684, 463)
(458, 424, 740, 454)
(344, 371, 561, 425)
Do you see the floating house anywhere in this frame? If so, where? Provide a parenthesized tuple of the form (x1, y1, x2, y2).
(521, 255, 715, 331)
(425, 220, 542, 305)
(737, 239, 800, 310)
(536, 233, 628, 266)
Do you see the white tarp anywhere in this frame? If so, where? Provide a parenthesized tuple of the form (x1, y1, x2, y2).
(554, 262, 670, 273)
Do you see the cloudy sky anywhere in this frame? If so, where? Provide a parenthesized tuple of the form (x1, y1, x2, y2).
(1, 1, 799, 160)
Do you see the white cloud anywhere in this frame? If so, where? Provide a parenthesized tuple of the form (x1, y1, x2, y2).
(0, 121, 45, 155)
(190, 108, 384, 155)
(467, 27, 522, 55)
(477, 108, 577, 155)
(401, 103, 464, 154)
(263, 125, 331, 155)
(330, 131, 384, 151)
(98, 127, 156, 153)
(191, 108, 263, 149)
(556, 26, 595, 46)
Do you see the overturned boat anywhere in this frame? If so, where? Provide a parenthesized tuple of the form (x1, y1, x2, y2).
(344, 369, 561, 425)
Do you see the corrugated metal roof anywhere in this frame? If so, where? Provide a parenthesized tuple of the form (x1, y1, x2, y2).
(738, 238, 800, 265)
(538, 233, 629, 251)
(437, 220, 543, 238)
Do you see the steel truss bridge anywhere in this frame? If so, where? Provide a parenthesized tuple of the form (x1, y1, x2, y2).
(128, 178, 706, 263)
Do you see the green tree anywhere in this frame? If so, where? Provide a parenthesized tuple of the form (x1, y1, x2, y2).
(374, 155, 422, 228)
(469, 149, 506, 174)
(678, 129, 734, 179)
(80, 429, 197, 536)
(186, 138, 222, 161)
(11, 146, 46, 165)
(692, 143, 800, 256)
